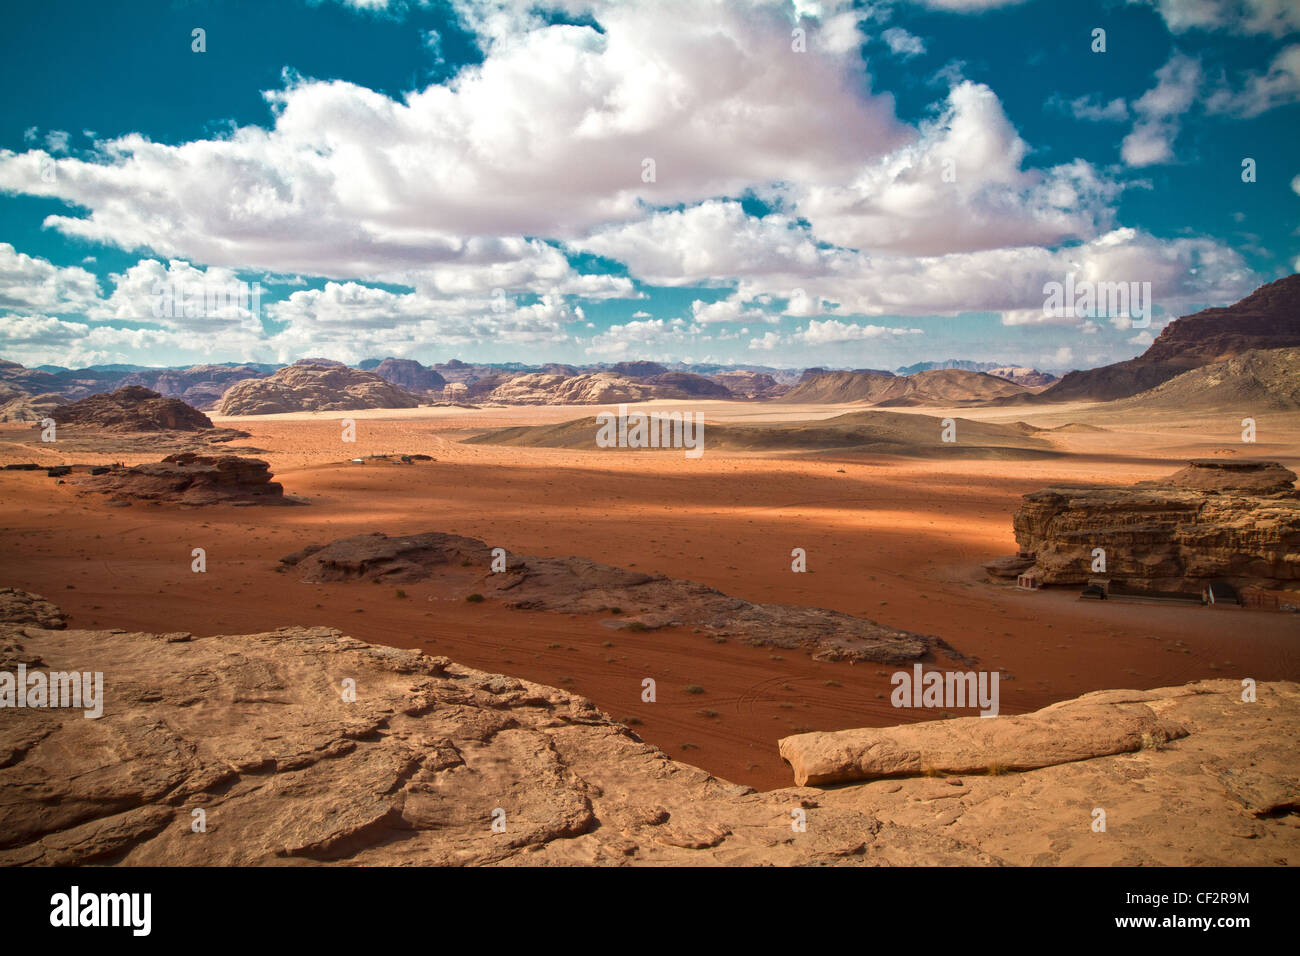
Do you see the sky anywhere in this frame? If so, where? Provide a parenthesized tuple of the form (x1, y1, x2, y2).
(0, 0, 1297, 373)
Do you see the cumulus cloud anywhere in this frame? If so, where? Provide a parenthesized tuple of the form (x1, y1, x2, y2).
(0, 243, 101, 314)
(794, 81, 1123, 255)
(0, 0, 903, 280)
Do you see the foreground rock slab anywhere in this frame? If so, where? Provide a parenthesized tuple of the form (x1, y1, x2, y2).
(0, 608, 1295, 866)
(281, 531, 935, 663)
(779, 693, 1191, 786)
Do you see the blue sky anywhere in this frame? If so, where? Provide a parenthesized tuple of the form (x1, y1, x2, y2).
(0, 0, 1296, 372)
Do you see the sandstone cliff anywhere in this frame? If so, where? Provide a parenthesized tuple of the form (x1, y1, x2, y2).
(1010, 460, 1300, 590)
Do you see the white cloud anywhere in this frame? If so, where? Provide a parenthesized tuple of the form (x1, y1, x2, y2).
(1054, 94, 1129, 122)
(794, 81, 1122, 255)
(1121, 53, 1201, 167)
(1133, 0, 1300, 37)
(0, 244, 102, 314)
(788, 319, 923, 344)
(0, 0, 904, 280)
(881, 27, 925, 59)
(1205, 44, 1300, 118)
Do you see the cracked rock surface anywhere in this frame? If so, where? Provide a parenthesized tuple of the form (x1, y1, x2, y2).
(0, 596, 1295, 866)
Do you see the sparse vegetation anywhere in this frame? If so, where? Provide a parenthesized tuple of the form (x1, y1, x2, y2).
(465, 593, 484, 603)
(395, 589, 407, 599)
(697, 709, 719, 719)
(684, 684, 705, 695)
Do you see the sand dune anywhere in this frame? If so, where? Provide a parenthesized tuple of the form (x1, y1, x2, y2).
(467, 408, 1060, 458)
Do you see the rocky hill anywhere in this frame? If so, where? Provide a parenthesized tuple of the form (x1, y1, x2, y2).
(1007, 459, 1300, 590)
(482, 371, 733, 405)
(785, 368, 1028, 405)
(1116, 347, 1300, 411)
(116, 364, 275, 410)
(50, 386, 214, 432)
(217, 363, 424, 415)
(2, 595, 1295, 865)
(1039, 273, 1300, 403)
(370, 358, 447, 394)
(0, 386, 67, 423)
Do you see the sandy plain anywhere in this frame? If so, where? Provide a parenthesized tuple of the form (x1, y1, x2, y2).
(0, 399, 1296, 791)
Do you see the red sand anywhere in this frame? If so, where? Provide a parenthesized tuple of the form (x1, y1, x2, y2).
(1, 404, 1296, 790)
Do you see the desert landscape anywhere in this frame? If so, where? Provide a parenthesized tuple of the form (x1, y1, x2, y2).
(1, 1, 1298, 909)
(0, 275, 1298, 869)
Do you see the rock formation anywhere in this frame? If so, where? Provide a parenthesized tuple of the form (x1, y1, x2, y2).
(116, 364, 277, 410)
(1037, 273, 1300, 403)
(0, 387, 67, 423)
(0, 600, 1294, 865)
(69, 454, 289, 506)
(0, 587, 66, 629)
(785, 369, 1028, 405)
(280, 531, 936, 663)
(1117, 347, 1300, 412)
(1008, 460, 1300, 590)
(49, 386, 214, 432)
(217, 363, 424, 415)
(779, 691, 1190, 786)
(370, 358, 447, 394)
(481, 371, 733, 405)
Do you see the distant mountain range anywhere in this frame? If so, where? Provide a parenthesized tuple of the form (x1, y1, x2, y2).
(4, 273, 1295, 415)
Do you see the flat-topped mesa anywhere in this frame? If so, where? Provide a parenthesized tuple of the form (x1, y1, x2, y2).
(1005, 460, 1300, 591)
(1159, 459, 1298, 495)
(69, 453, 290, 506)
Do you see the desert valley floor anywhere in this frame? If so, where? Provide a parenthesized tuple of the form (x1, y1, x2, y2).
(1, 399, 1297, 791)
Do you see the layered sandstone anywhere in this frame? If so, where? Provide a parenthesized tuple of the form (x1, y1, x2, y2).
(1010, 460, 1300, 589)
(69, 454, 289, 506)
(0, 600, 1294, 866)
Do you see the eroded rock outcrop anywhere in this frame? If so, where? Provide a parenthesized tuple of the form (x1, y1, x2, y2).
(69, 454, 289, 506)
(0, 588, 66, 629)
(281, 531, 934, 663)
(49, 386, 213, 432)
(1010, 460, 1300, 590)
(217, 364, 423, 415)
(1, 608, 1295, 866)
